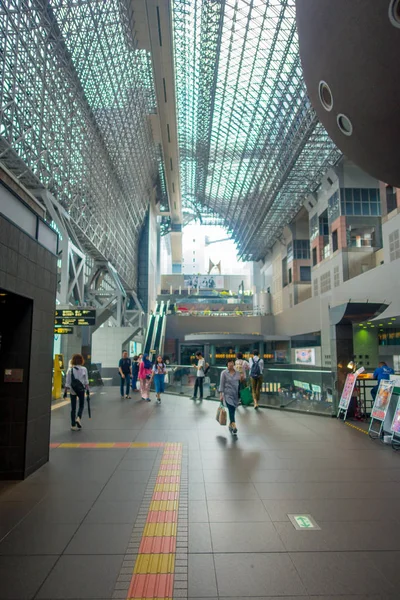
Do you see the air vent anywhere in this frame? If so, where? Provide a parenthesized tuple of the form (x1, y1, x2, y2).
(156, 6, 162, 46)
(163, 78, 167, 103)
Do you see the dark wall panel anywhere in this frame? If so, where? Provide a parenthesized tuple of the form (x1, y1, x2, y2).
(0, 215, 57, 479)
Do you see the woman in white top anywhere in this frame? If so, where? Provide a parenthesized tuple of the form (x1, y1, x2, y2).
(65, 353, 89, 430)
(235, 352, 249, 395)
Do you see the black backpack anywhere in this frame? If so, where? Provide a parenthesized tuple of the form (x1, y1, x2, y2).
(250, 358, 261, 379)
(71, 367, 85, 395)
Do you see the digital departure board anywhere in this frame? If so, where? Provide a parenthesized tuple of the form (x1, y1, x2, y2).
(55, 308, 96, 326)
(54, 327, 74, 335)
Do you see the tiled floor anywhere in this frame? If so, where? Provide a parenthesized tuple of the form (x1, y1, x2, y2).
(1, 389, 400, 599)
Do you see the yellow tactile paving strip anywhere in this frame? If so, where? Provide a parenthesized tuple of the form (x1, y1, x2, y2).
(121, 442, 183, 600)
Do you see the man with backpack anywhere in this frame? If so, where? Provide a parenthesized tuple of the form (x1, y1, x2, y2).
(249, 349, 264, 409)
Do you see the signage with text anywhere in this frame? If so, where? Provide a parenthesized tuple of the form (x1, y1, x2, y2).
(55, 308, 96, 326)
(54, 327, 74, 335)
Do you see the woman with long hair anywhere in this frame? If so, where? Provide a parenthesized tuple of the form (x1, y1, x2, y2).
(139, 353, 153, 402)
(65, 354, 89, 431)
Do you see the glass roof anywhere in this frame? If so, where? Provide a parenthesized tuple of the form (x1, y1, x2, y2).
(172, 0, 341, 260)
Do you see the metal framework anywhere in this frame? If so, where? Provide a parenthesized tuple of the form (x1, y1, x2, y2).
(172, 0, 342, 260)
(0, 0, 160, 288)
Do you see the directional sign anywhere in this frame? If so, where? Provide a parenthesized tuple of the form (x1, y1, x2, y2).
(54, 327, 74, 335)
(288, 514, 321, 531)
(55, 308, 96, 326)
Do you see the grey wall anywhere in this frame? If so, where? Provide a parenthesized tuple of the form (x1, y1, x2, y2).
(166, 314, 275, 342)
(0, 215, 57, 479)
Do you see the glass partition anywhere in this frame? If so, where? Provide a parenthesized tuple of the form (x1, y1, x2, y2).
(158, 364, 334, 415)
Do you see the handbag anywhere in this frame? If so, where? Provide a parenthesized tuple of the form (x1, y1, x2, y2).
(240, 386, 253, 406)
(216, 403, 227, 426)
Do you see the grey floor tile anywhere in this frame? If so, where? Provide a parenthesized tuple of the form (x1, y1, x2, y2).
(107, 469, 152, 484)
(189, 522, 212, 552)
(117, 458, 156, 471)
(290, 552, 395, 595)
(214, 552, 307, 596)
(368, 551, 400, 587)
(36, 554, 124, 599)
(189, 483, 206, 501)
(205, 482, 258, 500)
(188, 554, 218, 597)
(262, 497, 400, 522)
(189, 500, 209, 523)
(0, 520, 78, 555)
(255, 481, 400, 500)
(23, 498, 93, 524)
(84, 500, 141, 524)
(188, 470, 204, 483)
(0, 555, 58, 600)
(210, 521, 285, 552)
(98, 481, 147, 501)
(207, 499, 271, 522)
(276, 520, 400, 552)
(65, 522, 133, 554)
(203, 469, 251, 482)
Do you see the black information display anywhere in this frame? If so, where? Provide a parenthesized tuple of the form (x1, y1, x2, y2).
(54, 327, 74, 335)
(55, 309, 96, 326)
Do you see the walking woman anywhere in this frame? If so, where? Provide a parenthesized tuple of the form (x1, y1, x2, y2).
(65, 354, 89, 431)
(139, 353, 153, 402)
(152, 355, 167, 404)
(219, 359, 244, 435)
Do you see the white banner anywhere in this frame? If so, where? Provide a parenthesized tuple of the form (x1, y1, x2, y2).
(184, 275, 224, 289)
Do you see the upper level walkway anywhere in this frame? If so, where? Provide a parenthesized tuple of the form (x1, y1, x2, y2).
(1, 389, 400, 599)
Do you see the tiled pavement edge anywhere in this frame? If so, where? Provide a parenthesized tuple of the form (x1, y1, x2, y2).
(112, 443, 188, 600)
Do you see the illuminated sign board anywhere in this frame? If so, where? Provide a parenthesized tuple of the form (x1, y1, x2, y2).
(55, 308, 96, 326)
(54, 327, 74, 335)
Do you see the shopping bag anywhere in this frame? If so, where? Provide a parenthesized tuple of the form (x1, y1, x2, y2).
(240, 386, 253, 406)
(216, 403, 227, 426)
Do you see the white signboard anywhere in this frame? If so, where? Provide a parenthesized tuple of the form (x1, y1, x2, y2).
(184, 275, 224, 290)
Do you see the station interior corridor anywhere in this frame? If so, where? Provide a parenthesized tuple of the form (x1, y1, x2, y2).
(0, 391, 400, 600)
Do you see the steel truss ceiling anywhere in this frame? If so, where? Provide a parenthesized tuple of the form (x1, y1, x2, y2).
(172, 0, 342, 260)
(0, 0, 160, 288)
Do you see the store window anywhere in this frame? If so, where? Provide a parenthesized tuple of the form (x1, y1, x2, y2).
(340, 188, 381, 216)
(386, 186, 398, 214)
(332, 229, 338, 253)
(312, 246, 317, 266)
(300, 266, 311, 281)
(310, 214, 318, 240)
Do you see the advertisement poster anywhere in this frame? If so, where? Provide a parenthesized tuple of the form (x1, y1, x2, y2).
(371, 379, 395, 421)
(184, 275, 224, 289)
(295, 348, 316, 365)
(338, 373, 357, 410)
(390, 398, 400, 434)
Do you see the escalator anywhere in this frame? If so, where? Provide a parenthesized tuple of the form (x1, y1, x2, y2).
(143, 302, 159, 355)
(153, 300, 169, 358)
(143, 301, 169, 359)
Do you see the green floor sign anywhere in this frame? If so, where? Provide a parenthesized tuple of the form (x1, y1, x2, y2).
(294, 516, 313, 528)
(288, 514, 321, 531)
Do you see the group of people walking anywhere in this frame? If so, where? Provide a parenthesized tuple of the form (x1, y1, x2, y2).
(63, 347, 263, 436)
(118, 351, 167, 403)
(190, 349, 264, 435)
